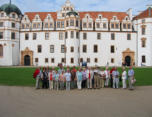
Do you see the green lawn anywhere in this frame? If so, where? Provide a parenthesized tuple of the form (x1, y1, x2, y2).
(0, 67, 152, 87)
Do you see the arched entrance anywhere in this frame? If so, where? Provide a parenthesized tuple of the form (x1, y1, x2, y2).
(24, 55, 30, 66)
(21, 47, 33, 66)
(125, 56, 131, 66)
(122, 48, 135, 66)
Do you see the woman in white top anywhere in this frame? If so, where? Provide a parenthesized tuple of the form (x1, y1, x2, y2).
(122, 67, 127, 89)
(104, 67, 110, 87)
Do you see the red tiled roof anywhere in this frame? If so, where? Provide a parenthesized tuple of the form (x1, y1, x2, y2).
(133, 8, 152, 20)
(24, 11, 128, 22)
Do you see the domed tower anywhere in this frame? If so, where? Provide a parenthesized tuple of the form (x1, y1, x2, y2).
(0, 2, 22, 66)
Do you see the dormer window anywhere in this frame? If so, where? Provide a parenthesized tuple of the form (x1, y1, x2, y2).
(36, 16, 39, 20)
(123, 24, 126, 29)
(62, 13, 65, 17)
(96, 23, 100, 28)
(111, 23, 114, 29)
(116, 23, 119, 29)
(45, 23, 48, 28)
(113, 16, 117, 20)
(89, 23, 92, 28)
(66, 20, 69, 27)
(67, 7, 69, 11)
(103, 23, 107, 28)
(142, 19, 145, 23)
(99, 15, 102, 19)
(26, 24, 29, 28)
(50, 22, 53, 28)
(37, 23, 40, 28)
(33, 23, 36, 28)
(126, 17, 129, 20)
(128, 24, 131, 29)
(83, 22, 87, 28)
(25, 18, 27, 21)
(48, 16, 51, 20)
(12, 14, 16, 18)
(70, 19, 74, 26)
(1, 13, 4, 17)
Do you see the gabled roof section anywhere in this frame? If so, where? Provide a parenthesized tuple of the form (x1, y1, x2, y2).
(133, 7, 152, 20)
(24, 11, 128, 22)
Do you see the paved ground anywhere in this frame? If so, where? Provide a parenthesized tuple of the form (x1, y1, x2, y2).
(0, 86, 152, 117)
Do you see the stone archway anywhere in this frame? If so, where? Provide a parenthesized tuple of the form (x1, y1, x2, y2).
(122, 48, 135, 66)
(21, 47, 33, 66)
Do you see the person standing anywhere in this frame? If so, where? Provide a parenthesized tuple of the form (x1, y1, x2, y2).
(76, 68, 83, 90)
(112, 67, 120, 89)
(122, 67, 127, 89)
(99, 68, 105, 88)
(35, 67, 42, 89)
(86, 67, 94, 89)
(94, 67, 100, 89)
(82, 68, 87, 88)
(65, 69, 71, 91)
(42, 67, 49, 89)
(104, 67, 110, 87)
(48, 68, 54, 90)
(110, 67, 115, 88)
(59, 71, 65, 90)
(54, 70, 59, 90)
(128, 66, 135, 90)
(71, 67, 76, 89)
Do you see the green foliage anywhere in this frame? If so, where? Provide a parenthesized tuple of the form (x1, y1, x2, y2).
(0, 67, 152, 87)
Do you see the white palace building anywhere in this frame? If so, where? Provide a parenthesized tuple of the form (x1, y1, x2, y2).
(0, 0, 152, 67)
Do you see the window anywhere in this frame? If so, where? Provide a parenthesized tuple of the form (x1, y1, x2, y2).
(0, 22, 3, 27)
(128, 24, 131, 29)
(83, 33, 87, 40)
(45, 58, 48, 63)
(94, 58, 98, 63)
(12, 14, 16, 18)
(71, 46, 74, 52)
(123, 24, 126, 29)
(111, 58, 114, 63)
(111, 46, 115, 53)
(50, 22, 53, 28)
(142, 27, 145, 35)
(80, 58, 83, 62)
(89, 23, 92, 28)
(116, 23, 119, 29)
(22, 24, 25, 29)
(141, 38, 146, 47)
(71, 31, 74, 38)
(87, 58, 90, 63)
(57, 21, 60, 28)
(26, 24, 29, 28)
(35, 58, 39, 62)
(25, 33, 29, 40)
(45, 33, 49, 40)
(51, 58, 54, 63)
(97, 33, 101, 40)
(37, 45, 42, 53)
(142, 19, 145, 23)
(61, 45, 65, 53)
(83, 45, 87, 53)
(33, 23, 36, 28)
(61, 58, 65, 63)
(45, 23, 48, 28)
(66, 20, 69, 27)
(37, 23, 40, 28)
(127, 33, 131, 40)
(111, 33, 115, 40)
(70, 19, 74, 26)
(103, 23, 107, 28)
(61, 21, 64, 28)
(83, 22, 87, 28)
(76, 20, 79, 27)
(33, 33, 37, 40)
(96, 23, 100, 28)
(71, 58, 74, 64)
(1, 13, 4, 17)
(0, 32, 3, 39)
(59, 32, 63, 40)
(76, 32, 79, 39)
(0, 45, 3, 57)
(50, 45, 54, 53)
(142, 56, 146, 63)
(65, 32, 68, 39)
(94, 45, 98, 53)
(11, 32, 15, 39)
(111, 23, 114, 29)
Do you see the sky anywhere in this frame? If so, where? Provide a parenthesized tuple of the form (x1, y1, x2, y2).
(0, 0, 152, 16)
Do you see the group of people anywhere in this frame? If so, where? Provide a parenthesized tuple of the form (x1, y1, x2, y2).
(34, 66, 135, 91)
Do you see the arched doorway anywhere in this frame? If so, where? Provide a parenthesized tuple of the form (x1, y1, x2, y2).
(24, 55, 30, 66)
(125, 56, 131, 66)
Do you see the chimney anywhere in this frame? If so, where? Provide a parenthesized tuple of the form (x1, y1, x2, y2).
(127, 8, 132, 20)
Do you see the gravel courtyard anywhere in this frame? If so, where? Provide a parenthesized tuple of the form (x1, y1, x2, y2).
(0, 86, 152, 117)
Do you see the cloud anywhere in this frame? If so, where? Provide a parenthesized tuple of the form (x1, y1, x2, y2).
(0, 0, 151, 15)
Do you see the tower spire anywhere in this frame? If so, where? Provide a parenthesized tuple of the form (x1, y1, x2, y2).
(9, 0, 11, 5)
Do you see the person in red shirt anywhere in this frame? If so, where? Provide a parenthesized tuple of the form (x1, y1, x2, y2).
(71, 66, 77, 89)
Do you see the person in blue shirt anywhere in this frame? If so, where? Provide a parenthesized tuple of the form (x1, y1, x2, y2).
(64, 69, 71, 91)
(128, 66, 135, 90)
(76, 68, 83, 90)
(112, 67, 120, 89)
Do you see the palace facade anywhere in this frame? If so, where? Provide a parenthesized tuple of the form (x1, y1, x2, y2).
(0, 0, 152, 67)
